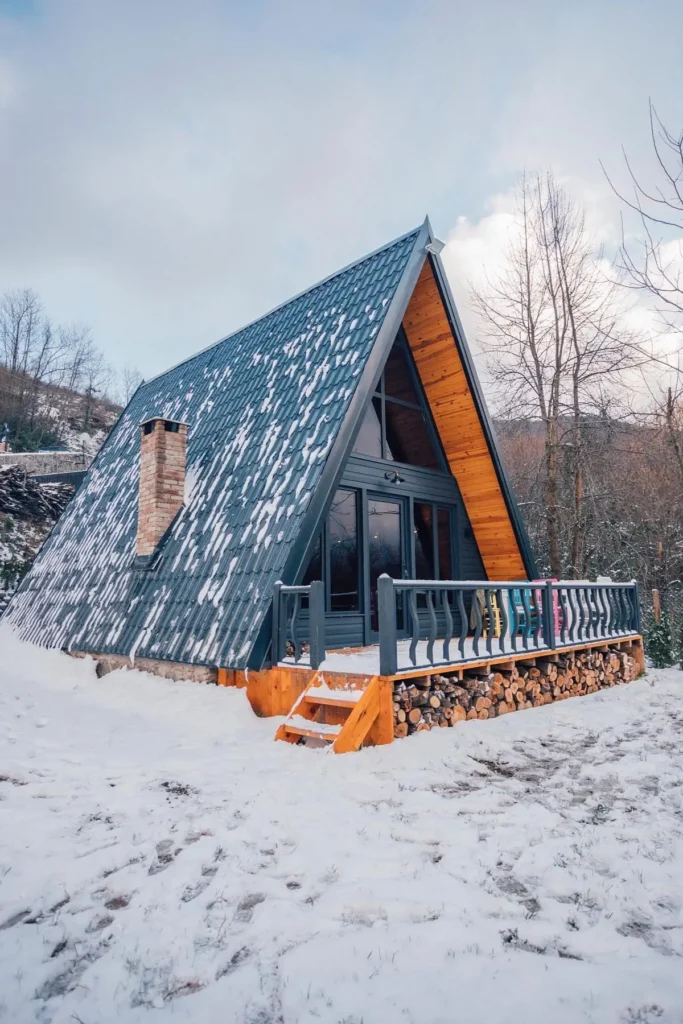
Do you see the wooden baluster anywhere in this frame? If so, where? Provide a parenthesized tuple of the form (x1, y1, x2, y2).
(569, 588, 580, 643)
(585, 586, 594, 638)
(520, 588, 532, 650)
(608, 588, 617, 634)
(576, 587, 586, 641)
(426, 589, 437, 665)
(595, 587, 606, 639)
(289, 592, 301, 663)
(509, 589, 518, 652)
(604, 587, 613, 637)
(442, 589, 453, 663)
(408, 589, 420, 667)
(472, 590, 483, 657)
(484, 588, 494, 656)
(497, 588, 508, 656)
(530, 587, 542, 649)
(457, 590, 467, 660)
(559, 588, 568, 644)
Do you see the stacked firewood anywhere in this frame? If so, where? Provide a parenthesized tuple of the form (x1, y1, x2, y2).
(0, 465, 73, 521)
(393, 647, 638, 738)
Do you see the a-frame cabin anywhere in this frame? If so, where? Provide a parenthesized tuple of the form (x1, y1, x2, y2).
(5, 220, 642, 748)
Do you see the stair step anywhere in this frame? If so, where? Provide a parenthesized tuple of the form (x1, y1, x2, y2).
(302, 692, 363, 710)
(282, 718, 342, 742)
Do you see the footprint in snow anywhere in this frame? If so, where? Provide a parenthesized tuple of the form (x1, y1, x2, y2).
(181, 865, 218, 902)
(86, 913, 114, 933)
(149, 839, 182, 875)
(216, 946, 251, 980)
(105, 893, 132, 910)
(235, 894, 266, 923)
(0, 909, 31, 930)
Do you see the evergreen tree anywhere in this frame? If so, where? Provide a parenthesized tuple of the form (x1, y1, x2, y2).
(645, 613, 674, 668)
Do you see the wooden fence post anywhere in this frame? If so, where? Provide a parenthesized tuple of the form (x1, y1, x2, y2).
(652, 588, 661, 624)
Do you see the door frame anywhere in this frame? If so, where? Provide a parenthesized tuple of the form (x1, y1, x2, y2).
(364, 490, 410, 643)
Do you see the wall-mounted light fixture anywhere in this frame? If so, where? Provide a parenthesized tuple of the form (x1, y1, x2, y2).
(384, 470, 405, 484)
(425, 238, 446, 256)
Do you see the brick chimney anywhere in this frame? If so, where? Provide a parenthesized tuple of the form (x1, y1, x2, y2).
(136, 418, 188, 558)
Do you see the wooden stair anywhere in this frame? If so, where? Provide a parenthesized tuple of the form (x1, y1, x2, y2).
(275, 672, 393, 753)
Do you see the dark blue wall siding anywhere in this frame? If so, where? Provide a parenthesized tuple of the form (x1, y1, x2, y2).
(326, 614, 365, 649)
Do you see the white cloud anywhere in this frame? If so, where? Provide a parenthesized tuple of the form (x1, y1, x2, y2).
(439, 182, 683, 406)
(0, 0, 681, 382)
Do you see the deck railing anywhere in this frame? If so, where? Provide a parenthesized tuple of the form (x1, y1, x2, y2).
(377, 576, 641, 675)
(272, 580, 326, 669)
(272, 577, 641, 676)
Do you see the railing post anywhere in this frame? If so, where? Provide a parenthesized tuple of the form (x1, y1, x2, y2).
(378, 574, 398, 676)
(308, 580, 326, 670)
(542, 581, 556, 650)
(272, 581, 283, 665)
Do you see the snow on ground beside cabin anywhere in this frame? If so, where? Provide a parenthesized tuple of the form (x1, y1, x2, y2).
(1, 626, 682, 1024)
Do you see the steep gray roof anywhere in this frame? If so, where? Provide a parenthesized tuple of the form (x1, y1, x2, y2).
(6, 226, 424, 667)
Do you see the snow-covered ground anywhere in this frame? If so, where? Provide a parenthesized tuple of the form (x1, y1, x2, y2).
(1, 625, 682, 1024)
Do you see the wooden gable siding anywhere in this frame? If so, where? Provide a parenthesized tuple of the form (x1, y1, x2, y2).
(402, 261, 527, 580)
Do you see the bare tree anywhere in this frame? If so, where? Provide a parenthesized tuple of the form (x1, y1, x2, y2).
(80, 347, 112, 430)
(605, 104, 683, 492)
(0, 288, 115, 448)
(0, 288, 43, 376)
(603, 102, 683, 333)
(473, 172, 636, 577)
(117, 365, 144, 406)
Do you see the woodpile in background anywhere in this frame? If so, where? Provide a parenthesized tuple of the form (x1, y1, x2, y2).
(392, 646, 639, 738)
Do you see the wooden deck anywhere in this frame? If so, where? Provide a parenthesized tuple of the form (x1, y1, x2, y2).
(220, 634, 645, 753)
(278, 632, 644, 681)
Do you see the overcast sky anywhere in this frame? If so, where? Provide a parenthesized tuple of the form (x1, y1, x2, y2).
(0, 0, 681, 382)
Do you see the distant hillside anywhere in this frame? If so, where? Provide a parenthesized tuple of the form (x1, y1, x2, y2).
(0, 368, 122, 612)
(0, 363, 121, 454)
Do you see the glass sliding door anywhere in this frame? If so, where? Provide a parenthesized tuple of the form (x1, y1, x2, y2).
(328, 488, 360, 611)
(368, 496, 406, 633)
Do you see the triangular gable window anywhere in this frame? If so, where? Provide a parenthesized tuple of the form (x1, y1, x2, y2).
(352, 332, 444, 471)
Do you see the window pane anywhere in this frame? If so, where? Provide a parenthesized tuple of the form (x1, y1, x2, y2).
(384, 402, 440, 469)
(437, 508, 453, 580)
(352, 396, 382, 459)
(368, 498, 404, 632)
(301, 534, 322, 585)
(413, 503, 434, 578)
(328, 489, 359, 611)
(384, 342, 420, 405)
